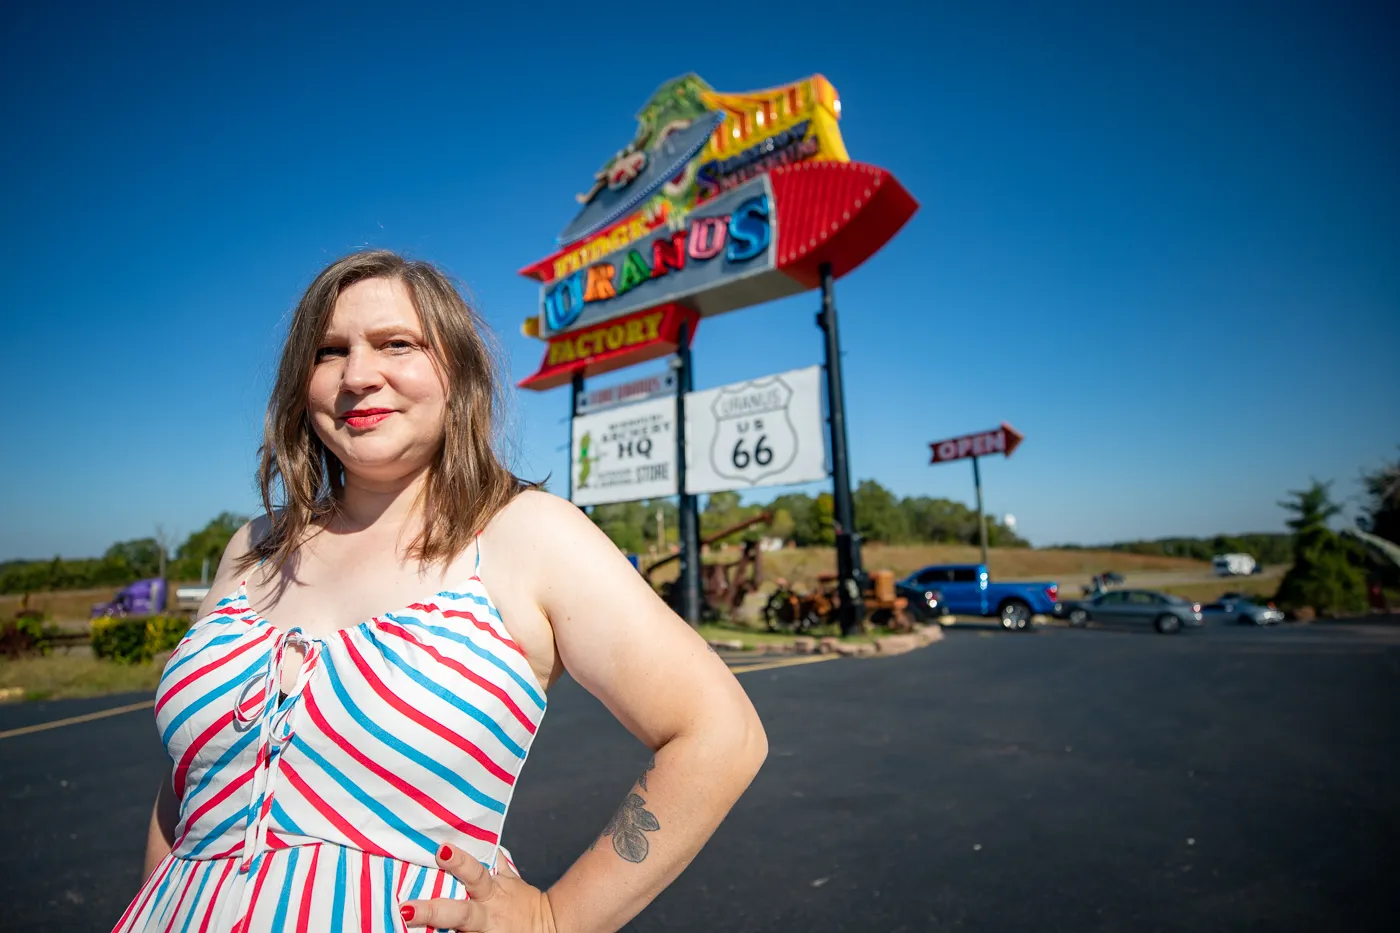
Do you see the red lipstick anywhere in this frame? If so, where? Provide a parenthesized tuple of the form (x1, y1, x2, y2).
(341, 408, 393, 429)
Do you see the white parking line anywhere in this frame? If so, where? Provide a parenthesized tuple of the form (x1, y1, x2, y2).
(0, 699, 155, 741)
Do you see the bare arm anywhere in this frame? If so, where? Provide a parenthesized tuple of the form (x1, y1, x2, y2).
(143, 774, 180, 880)
(500, 492, 768, 933)
(142, 520, 258, 879)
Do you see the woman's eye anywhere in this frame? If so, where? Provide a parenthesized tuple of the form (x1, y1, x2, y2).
(385, 339, 415, 352)
(315, 346, 347, 361)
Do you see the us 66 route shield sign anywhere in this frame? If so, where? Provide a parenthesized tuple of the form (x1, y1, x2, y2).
(684, 366, 828, 495)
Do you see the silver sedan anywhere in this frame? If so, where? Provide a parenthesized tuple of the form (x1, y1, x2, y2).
(1065, 589, 1204, 634)
(1202, 596, 1285, 626)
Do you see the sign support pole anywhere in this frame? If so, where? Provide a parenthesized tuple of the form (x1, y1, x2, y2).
(567, 370, 584, 503)
(817, 263, 863, 635)
(972, 455, 988, 567)
(675, 322, 702, 626)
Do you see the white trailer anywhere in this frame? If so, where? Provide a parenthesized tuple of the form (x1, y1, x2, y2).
(1212, 553, 1257, 576)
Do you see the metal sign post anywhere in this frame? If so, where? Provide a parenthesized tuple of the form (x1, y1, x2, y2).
(675, 322, 702, 626)
(971, 455, 988, 567)
(928, 423, 1025, 568)
(817, 263, 863, 635)
(568, 370, 584, 503)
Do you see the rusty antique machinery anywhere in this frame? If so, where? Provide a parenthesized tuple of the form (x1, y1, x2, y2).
(645, 512, 772, 622)
(762, 568, 913, 634)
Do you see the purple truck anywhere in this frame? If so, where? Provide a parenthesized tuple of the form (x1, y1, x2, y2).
(91, 578, 168, 618)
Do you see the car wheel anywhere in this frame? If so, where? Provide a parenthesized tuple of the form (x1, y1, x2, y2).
(1068, 608, 1089, 627)
(1239, 614, 1260, 626)
(1155, 613, 1182, 634)
(1000, 599, 1032, 632)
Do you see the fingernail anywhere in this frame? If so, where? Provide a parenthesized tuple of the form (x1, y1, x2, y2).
(399, 905, 415, 922)
(438, 844, 453, 862)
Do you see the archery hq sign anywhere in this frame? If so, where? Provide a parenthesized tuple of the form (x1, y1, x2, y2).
(517, 73, 919, 390)
(571, 396, 677, 507)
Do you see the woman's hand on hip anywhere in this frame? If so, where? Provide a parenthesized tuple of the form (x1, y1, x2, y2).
(400, 843, 556, 933)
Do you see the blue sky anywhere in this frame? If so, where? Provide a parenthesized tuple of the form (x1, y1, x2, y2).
(3, 0, 1396, 560)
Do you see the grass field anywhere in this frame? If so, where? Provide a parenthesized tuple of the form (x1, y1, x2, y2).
(0, 653, 164, 701)
(647, 542, 1222, 586)
(0, 581, 206, 626)
(6, 547, 1280, 625)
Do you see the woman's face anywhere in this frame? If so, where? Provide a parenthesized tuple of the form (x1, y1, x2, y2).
(308, 277, 449, 486)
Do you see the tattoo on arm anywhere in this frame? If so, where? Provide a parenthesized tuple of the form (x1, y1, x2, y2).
(589, 758, 661, 863)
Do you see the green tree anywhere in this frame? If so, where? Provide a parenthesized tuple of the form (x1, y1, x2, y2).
(1361, 448, 1400, 545)
(1274, 480, 1367, 613)
(769, 494, 816, 545)
(812, 493, 836, 545)
(172, 512, 247, 579)
(853, 480, 906, 543)
(103, 537, 164, 580)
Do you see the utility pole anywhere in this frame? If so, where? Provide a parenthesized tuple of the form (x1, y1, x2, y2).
(674, 323, 702, 625)
(817, 262, 863, 635)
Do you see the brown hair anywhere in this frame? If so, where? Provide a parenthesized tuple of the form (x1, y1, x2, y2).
(241, 249, 522, 574)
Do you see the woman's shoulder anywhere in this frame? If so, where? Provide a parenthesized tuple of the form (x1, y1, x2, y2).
(483, 488, 619, 565)
(196, 514, 279, 611)
(488, 488, 587, 538)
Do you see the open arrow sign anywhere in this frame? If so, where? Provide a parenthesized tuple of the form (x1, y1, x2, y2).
(929, 422, 1024, 464)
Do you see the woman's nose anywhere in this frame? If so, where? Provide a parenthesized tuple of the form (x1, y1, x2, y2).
(341, 346, 383, 391)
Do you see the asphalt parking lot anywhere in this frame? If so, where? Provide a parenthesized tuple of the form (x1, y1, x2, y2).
(3, 619, 1398, 931)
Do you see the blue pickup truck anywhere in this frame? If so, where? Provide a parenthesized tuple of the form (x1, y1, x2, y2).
(896, 563, 1059, 631)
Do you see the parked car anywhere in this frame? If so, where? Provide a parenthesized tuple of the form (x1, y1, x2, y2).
(893, 581, 948, 623)
(1063, 589, 1203, 634)
(898, 563, 1058, 631)
(1202, 595, 1284, 626)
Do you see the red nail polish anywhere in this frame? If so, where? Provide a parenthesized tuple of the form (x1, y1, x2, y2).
(399, 905, 414, 922)
(438, 844, 453, 862)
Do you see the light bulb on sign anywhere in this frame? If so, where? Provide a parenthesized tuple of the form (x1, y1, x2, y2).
(834, 98, 842, 115)
(756, 111, 765, 126)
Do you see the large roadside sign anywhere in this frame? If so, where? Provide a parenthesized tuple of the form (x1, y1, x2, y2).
(684, 366, 828, 494)
(571, 396, 678, 506)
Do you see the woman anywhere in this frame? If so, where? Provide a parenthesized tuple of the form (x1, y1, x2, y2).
(117, 250, 767, 933)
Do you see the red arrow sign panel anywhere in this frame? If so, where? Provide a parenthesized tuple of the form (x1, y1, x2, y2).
(929, 422, 1024, 464)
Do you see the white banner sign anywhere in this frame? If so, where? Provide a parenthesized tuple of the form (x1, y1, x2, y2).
(575, 371, 677, 415)
(684, 366, 828, 495)
(571, 396, 677, 506)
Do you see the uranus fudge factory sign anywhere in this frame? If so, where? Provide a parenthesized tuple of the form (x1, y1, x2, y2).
(518, 73, 919, 390)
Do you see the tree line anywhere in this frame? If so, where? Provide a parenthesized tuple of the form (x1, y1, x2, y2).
(587, 479, 1028, 555)
(6, 448, 1396, 610)
(1054, 533, 1295, 566)
(0, 513, 245, 596)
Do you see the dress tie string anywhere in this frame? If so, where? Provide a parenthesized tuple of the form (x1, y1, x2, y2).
(233, 627, 320, 872)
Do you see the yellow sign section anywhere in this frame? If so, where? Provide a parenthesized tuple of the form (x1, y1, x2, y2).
(701, 75, 848, 162)
(546, 310, 666, 367)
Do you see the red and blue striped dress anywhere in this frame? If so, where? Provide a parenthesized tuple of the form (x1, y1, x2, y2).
(114, 546, 546, 932)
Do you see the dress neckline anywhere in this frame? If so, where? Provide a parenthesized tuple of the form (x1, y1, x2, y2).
(235, 576, 481, 644)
